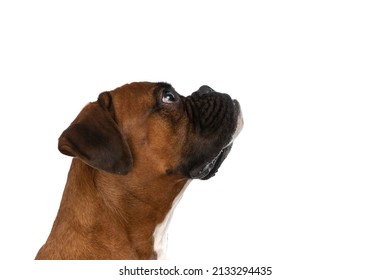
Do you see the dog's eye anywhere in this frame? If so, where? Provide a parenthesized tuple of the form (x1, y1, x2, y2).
(162, 91, 177, 104)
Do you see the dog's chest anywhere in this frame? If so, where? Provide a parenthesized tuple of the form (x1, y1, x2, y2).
(152, 181, 190, 260)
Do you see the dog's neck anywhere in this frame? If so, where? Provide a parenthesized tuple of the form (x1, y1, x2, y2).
(45, 159, 188, 259)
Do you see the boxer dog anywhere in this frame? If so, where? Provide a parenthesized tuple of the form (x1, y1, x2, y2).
(35, 82, 243, 259)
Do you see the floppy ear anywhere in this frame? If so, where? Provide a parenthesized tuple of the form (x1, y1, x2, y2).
(58, 92, 132, 175)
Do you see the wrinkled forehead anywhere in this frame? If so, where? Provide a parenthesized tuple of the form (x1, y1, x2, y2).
(154, 82, 174, 93)
(109, 82, 182, 128)
(109, 83, 157, 113)
(112, 82, 175, 103)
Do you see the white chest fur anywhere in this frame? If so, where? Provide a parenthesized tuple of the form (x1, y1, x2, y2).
(153, 181, 190, 260)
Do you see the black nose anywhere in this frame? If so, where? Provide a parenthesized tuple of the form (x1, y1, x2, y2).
(198, 85, 215, 95)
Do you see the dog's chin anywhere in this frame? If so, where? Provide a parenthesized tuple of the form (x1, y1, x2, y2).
(189, 144, 233, 180)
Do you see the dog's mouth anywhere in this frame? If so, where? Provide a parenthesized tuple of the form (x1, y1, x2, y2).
(190, 144, 233, 180)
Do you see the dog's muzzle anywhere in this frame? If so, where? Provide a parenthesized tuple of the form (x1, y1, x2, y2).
(186, 86, 243, 180)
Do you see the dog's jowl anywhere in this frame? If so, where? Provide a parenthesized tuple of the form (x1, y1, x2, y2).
(35, 82, 243, 260)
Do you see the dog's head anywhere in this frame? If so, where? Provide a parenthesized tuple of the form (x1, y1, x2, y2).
(59, 82, 243, 180)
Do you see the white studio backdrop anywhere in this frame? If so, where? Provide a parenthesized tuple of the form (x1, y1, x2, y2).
(1, 1, 389, 279)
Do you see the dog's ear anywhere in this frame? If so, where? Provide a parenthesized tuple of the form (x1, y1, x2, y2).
(58, 92, 132, 175)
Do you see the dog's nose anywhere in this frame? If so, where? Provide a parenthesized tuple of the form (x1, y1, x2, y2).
(198, 85, 215, 95)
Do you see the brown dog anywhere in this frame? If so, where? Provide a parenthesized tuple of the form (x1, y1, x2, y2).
(35, 82, 243, 260)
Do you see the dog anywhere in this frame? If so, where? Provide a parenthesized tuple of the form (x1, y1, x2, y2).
(35, 82, 243, 259)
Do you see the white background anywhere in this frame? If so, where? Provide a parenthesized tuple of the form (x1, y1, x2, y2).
(1, 0, 389, 279)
